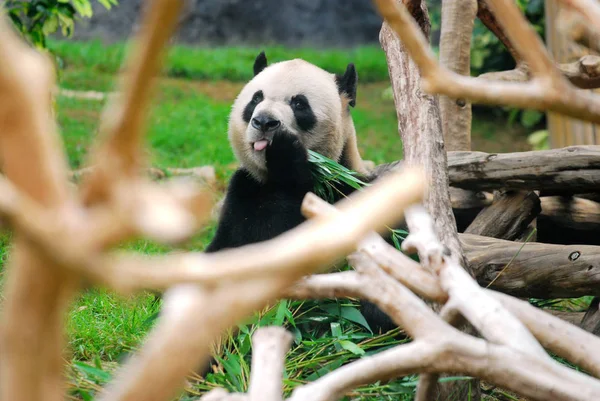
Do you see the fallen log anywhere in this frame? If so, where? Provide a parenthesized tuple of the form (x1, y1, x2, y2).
(447, 146, 600, 193)
(460, 233, 600, 299)
(465, 190, 541, 241)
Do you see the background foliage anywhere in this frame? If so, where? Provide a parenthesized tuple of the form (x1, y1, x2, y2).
(3, 0, 118, 50)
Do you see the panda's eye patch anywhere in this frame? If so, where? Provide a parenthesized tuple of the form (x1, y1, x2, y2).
(251, 91, 264, 104)
(243, 90, 264, 123)
(290, 94, 316, 132)
(291, 95, 308, 110)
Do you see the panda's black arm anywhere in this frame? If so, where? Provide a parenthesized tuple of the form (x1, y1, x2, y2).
(204, 169, 263, 253)
(266, 131, 314, 191)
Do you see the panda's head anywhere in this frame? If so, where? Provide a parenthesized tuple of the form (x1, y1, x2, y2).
(228, 51, 361, 182)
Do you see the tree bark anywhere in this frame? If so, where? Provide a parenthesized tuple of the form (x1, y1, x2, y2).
(439, 0, 477, 151)
(380, 2, 468, 270)
(380, 1, 481, 398)
(461, 233, 600, 298)
(465, 190, 541, 240)
(447, 146, 600, 193)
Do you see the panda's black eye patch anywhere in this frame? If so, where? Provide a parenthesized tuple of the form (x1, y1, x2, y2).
(242, 90, 264, 123)
(292, 96, 307, 110)
(290, 95, 316, 132)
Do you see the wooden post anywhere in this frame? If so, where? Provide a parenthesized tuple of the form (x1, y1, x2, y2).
(545, 0, 600, 147)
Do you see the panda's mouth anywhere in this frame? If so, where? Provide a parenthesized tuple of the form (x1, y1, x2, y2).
(253, 139, 270, 151)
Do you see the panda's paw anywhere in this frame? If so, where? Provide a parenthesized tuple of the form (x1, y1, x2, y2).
(266, 130, 308, 169)
(266, 131, 312, 186)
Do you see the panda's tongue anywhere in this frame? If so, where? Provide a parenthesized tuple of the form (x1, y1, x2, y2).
(253, 140, 269, 151)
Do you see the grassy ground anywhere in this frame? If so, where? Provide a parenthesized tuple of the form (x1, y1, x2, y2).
(6, 40, 545, 399)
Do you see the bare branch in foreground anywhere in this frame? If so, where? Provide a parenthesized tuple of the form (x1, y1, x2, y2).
(283, 266, 600, 401)
(95, 168, 425, 401)
(402, 205, 548, 358)
(301, 192, 446, 303)
(0, 14, 76, 401)
(372, 0, 600, 123)
(490, 291, 600, 378)
(557, 8, 600, 54)
(293, 195, 600, 399)
(478, 55, 600, 89)
(80, 0, 185, 204)
(248, 328, 293, 401)
(557, 0, 600, 37)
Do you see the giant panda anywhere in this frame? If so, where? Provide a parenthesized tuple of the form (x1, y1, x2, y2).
(205, 51, 399, 334)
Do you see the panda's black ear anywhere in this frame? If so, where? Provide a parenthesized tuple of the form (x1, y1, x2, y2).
(335, 63, 358, 107)
(253, 51, 268, 76)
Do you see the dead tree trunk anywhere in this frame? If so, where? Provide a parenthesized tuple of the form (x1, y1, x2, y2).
(379, 1, 481, 398)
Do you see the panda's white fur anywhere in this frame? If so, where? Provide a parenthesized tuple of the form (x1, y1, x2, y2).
(228, 57, 367, 183)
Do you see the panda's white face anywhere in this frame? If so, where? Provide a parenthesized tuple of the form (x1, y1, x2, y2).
(228, 59, 346, 182)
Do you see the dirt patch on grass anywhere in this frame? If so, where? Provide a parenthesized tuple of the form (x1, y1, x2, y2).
(61, 108, 101, 122)
(163, 78, 244, 103)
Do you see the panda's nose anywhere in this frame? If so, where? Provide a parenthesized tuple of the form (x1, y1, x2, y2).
(251, 114, 281, 133)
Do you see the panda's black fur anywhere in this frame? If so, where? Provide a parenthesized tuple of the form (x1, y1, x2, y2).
(205, 52, 399, 334)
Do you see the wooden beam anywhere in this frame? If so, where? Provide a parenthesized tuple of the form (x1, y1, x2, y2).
(448, 146, 600, 192)
(461, 233, 600, 299)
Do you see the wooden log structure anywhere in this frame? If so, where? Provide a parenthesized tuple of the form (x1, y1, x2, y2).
(450, 192, 600, 245)
(446, 145, 600, 193)
(538, 196, 600, 245)
(461, 233, 600, 299)
(465, 190, 541, 241)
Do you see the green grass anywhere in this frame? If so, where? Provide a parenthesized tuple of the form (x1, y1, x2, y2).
(50, 40, 391, 83)
(67, 289, 161, 362)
